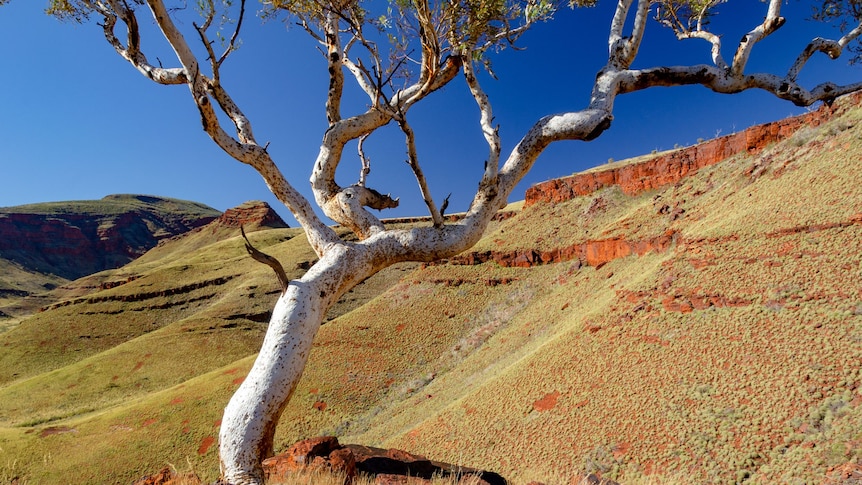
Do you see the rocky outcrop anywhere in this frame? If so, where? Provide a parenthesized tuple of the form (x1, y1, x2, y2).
(212, 200, 289, 229)
(262, 436, 506, 485)
(0, 195, 220, 280)
(525, 92, 861, 206)
(262, 436, 356, 482)
(440, 231, 677, 269)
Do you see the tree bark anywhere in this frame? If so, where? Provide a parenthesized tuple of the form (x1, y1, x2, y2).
(218, 219, 505, 484)
(218, 244, 374, 484)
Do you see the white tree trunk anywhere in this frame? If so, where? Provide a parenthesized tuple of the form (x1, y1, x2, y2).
(217, 222, 502, 484)
(219, 244, 373, 484)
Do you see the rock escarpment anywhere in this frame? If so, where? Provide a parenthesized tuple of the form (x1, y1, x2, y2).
(0, 194, 220, 280)
(525, 92, 858, 205)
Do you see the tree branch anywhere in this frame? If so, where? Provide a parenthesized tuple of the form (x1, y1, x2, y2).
(342, 57, 379, 103)
(193, 1, 221, 82)
(99, 0, 188, 84)
(677, 29, 727, 70)
(142, 0, 339, 256)
(324, 11, 343, 125)
(461, 5, 862, 241)
(730, 0, 785, 77)
(357, 133, 371, 187)
(415, 0, 440, 85)
(608, 0, 634, 64)
(326, 185, 397, 238)
(241, 226, 289, 294)
(655, 0, 727, 70)
(621, 0, 650, 67)
(217, 0, 246, 67)
(398, 116, 444, 227)
(309, 56, 462, 238)
(787, 22, 862, 81)
(463, 59, 500, 189)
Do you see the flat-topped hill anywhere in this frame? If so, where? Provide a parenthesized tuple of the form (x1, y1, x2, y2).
(0, 194, 220, 281)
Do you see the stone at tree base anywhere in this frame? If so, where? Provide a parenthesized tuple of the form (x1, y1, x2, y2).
(262, 436, 505, 485)
(262, 436, 357, 483)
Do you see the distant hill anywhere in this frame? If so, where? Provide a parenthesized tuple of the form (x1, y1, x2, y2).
(0, 194, 222, 326)
(0, 194, 222, 281)
(0, 95, 860, 484)
(0, 198, 296, 331)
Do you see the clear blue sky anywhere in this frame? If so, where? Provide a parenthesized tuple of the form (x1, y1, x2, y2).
(1, 0, 858, 224)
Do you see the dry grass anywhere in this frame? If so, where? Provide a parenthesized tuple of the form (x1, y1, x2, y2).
(266, 469, 494, 485)
(1, 96, 861, 484)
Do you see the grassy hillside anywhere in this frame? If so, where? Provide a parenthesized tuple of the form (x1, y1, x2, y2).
(1, 97, 861, 484)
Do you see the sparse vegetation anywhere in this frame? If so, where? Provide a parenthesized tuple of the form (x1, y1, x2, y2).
(0, 96, 860, 483)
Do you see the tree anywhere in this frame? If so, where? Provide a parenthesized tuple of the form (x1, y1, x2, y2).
(36, 0, 862, 482)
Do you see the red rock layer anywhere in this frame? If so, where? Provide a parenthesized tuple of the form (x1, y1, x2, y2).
(444, 231, 677, 269)
(525, 92, 860, 206)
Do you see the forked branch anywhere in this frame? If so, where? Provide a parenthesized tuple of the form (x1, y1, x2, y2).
(138, 0, 340, 255)
(787, 22, 862, 81)
(654, 0, 727, 69)
(98, 0, 188, 84)
(730, 0, 785, 76)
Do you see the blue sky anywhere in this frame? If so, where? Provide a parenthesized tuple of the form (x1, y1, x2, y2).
(1, 0, 859, 224)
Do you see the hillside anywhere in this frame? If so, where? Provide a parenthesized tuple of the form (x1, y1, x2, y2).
(0, 194, 221, 327)
(0, 94, 860, 484)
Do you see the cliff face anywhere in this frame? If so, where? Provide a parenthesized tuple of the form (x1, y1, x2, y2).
(525, 92, 858, 205)
(212, 200, 289, 229)
(0, 195, 221, 280)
